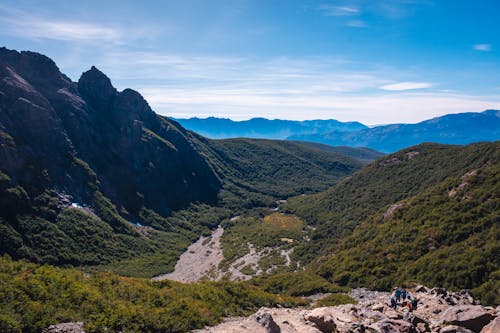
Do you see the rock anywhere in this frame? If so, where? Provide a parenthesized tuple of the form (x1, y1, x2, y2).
(305, 307, 337, 333)
(415, 285, 429, 293)
(374, 319, 417, 333)
(440, 305, 494, 332)
(42, 322, 85, 333)
(431, 288, 447, 296)
(385, 308, 402, 319)
(372, 303, 387, 312)
(440, 325, 475, 333)
(252, 308, 281, 333)
(415, 322, 428, 332)
(480, 316, 500, 333)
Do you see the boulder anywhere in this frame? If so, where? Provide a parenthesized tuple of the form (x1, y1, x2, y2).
(372, 303, 387, 312)
(374, 319, 417, 333)
(414, 285, 429, 293)
(305, 307, 337, 333)
(480, 316, 500, 333)
(252, 309, 281, 333)
(440, 325, 475, 333)
(440, 305, 493, 332)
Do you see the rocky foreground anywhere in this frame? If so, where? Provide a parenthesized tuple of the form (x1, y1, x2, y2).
(194, 286, 500, 333)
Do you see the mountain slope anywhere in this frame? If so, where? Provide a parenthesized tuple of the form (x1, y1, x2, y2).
(289, 111, 500, 153)
(316, 156, 499, 305)
(284, 142, 499, 260)
(174, 116, 367, 139)
(0, 47, 364, 271)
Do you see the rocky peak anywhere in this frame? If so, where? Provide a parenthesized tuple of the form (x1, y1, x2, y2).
(114, 88, 155, 122)
(77, 66, 117, 111)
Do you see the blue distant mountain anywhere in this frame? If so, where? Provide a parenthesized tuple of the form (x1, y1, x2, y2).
(289, 110, 500, 153)
(172, 117, 367, 139)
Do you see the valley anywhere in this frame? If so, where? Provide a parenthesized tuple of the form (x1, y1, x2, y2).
(0, 47, 498, 332)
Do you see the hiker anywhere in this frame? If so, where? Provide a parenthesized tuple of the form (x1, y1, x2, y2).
(406, 296, 413, 311)
(402, 288, 408, 300)
(411, 297, 418, 310)
(390, 295, 397, 309)
(394, 288, 402, 303)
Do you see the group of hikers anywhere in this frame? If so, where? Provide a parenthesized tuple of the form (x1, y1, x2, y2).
(389, 287, 419, 311)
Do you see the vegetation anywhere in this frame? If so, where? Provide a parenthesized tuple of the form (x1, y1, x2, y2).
(252, 271, 349, 296)
(285, 142, 499, 260)
(219, 213, 306, 271)
(315, 159, 499, 305)
(190, 135, 364, 209)
(0, 255, 305, 333)
(316, 294, 357, 307)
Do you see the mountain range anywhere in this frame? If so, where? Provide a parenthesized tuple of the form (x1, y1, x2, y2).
(176, 111, 500, 153)
(0, 47, 498, 331)
(173, 117, 367, 140)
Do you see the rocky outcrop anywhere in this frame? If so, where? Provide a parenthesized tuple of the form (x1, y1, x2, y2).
(195, 287, 498, 333)
(42, 322, 85, 333)
(0, 47, 221, 264)
(440, 306, 493, 332)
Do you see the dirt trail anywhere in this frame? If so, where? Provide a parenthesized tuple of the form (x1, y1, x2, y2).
(152, 226, 224, 283)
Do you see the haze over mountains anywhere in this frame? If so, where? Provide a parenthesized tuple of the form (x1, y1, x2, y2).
(176, 110, 500, 153)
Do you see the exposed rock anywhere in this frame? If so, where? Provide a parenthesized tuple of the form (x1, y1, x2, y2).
(440, 305, 493, 332)
(42, 322, 85, 333)
(252, 308, 281, 333)
(194, 286, 494, 333)
(440, 325, 475, 333)
(305, 307, 338, 333)
(415, 285, 429, 293)
(373, 319, 417, 333)
(480, 316, 500, 333)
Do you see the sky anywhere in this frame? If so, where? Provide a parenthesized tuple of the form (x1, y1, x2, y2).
(1, 0, 499, 125)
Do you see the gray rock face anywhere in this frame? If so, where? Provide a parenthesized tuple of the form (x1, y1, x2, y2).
(440, 305, 494, 332)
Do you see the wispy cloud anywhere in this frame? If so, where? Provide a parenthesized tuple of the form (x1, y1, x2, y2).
(319, 4, 360, 16)
(473, 44, 492, 52)
(87, 51, 500, 125)
(380, 81, 433, 91)
(0, 5, 152, 44)
(347, 20, 367, 28)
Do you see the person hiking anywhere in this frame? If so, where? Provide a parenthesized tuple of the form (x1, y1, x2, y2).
(402, 288, 408, 300)
(394, 288, 402, 303)
(390, 295, 397, 309)
(411, 297, 418, 310)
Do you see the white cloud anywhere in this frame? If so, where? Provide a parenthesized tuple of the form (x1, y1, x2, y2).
(319, 4, 360, 16)
(473, 44, 492, 52)
(347, 20, 367, 28)
(380, 81, 433, 91)
(0, 5, 152, 44)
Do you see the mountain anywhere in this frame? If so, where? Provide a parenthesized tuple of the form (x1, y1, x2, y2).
(284, 141, 499, 304)
(289, 111, 500, 153)
(173, 116, 367, 139)
(0, 47, 363, 270)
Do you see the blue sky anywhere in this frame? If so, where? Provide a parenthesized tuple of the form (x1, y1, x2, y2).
(1, 0, 499, 124)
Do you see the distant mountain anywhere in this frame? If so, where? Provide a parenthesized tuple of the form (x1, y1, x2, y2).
(0, 47, 364, 268)
(173, 117, 367, 139)
(289, 111, 500, 153)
